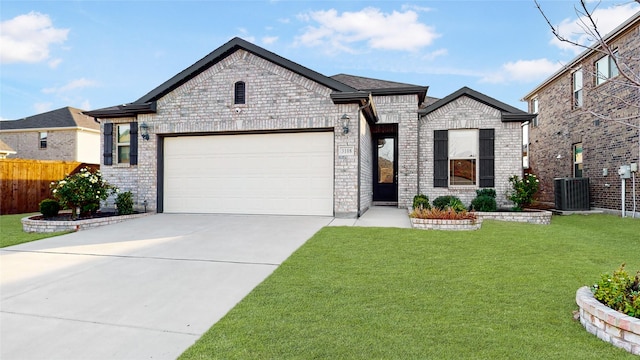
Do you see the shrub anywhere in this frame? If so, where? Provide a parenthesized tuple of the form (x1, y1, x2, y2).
(507, 174, 539, 211)
(115, 191, 135, 215)
(412, 194, 431, 210)
(51, 167, 118, 219)
(471, 195, 497, 212)
(591, 264, 640, 319)
(432, 195, 465, 212)
(475, 188, 496, 198)
(39, 199, 60, 218)
(410, 207, 477, 221)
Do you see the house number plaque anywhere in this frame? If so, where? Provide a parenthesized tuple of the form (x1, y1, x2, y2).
(338, 146, 355, 156)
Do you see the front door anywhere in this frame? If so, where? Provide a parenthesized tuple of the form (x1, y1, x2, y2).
(373, 134, 398, 203)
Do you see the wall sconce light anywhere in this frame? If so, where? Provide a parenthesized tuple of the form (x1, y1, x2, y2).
(340, 114, 350, 134)
(140, 122, 150, 141)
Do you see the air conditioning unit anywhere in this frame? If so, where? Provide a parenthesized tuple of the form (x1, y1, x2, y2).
(554, 178, 590, 211)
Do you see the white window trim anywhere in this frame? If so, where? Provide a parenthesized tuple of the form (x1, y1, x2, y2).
(572, 69, 583, 108)
(39, 131, 47, 149)
(448, 129, 479, 187)
(595, 50, 619, 86)
(116, 124, 130, 164)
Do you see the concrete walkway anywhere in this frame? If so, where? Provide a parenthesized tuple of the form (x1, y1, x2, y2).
(0, 214, 332, 360)
(329, 205, 411, 228)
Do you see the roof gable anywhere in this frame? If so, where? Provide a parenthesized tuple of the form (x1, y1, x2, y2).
(419, 87, 535, 122)
(136, 37, 356, 104)
(0, 107, 97, 131)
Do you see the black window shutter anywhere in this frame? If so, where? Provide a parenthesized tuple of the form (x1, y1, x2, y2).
(130, 122, 138, 165)
(103, 123, 113, 166)
(434, 130, 448, 188)
(479, 129, 495, 188)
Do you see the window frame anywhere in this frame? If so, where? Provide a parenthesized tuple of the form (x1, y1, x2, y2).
(234, 81, 246, 105)
(116, 123, 131, 164)
(595, 50, 619, 86)
(572, 69, 583, 109)
(573, 142, 583, 178)
(39, 131, 47, 149)
(448, 129, 479, 187)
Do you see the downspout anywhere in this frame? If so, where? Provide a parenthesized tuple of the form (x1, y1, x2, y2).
(356, 98, 372, 217)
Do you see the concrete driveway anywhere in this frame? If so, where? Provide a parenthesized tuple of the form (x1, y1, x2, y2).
(0, 213, 332, 360)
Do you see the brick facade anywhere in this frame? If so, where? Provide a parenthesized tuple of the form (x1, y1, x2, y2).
(94, 39, 527, 218)
(525, 18, 640, 214)
(419, 96, 523, 208)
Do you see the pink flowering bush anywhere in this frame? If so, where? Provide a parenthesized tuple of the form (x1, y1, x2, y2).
(50, 167, 118, 219)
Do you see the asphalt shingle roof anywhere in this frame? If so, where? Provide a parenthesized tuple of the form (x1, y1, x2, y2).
(0, 107, 98, 131)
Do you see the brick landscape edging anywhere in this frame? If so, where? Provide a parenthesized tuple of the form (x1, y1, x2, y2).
(410, 217, 483, 231)
(576, 286, 640, 355)
(475, 210, 552, 224)
(22, 212, 154, 233)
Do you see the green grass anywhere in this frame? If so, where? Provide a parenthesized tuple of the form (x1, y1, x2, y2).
(0, 213, 71, 248)
(180, 214, 640, 360)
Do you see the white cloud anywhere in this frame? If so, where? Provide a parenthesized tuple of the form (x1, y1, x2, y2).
(550, 3, 639, 53)
(262, 36, 278, 45)
(481, 58, 562, 84)
(294, 7, 439, 53)
(48, 58, 63, 68)
(79, 100, 92, 110)
(422, 48, 448, 61)
(0, 12, 69, 64)
(34, 102, 53, 114)
(42, 78, 97, 94)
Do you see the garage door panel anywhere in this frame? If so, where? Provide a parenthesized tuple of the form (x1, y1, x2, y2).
(163, 132, 333, 216)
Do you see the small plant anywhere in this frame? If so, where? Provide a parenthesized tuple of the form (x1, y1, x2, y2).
(471, 195, 497, 212)
(475, 188, 496, 198)
(432, 195, 466, 212)
(507, 174, 539, 211)
(115, 191, 135, 215)
(412, 194, 431, 210)
(39, 199, 60, 218)
(50, 167, 118, 219)
(410, 207, 477, 221)
(591, 264, 640, 319)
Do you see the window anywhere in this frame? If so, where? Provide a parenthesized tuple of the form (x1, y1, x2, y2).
(573, 142, 583, 177)
(434, 129, 494, 188)
(531, 98, 539, 127)
(39, 132, 47, 149)
(234, 81, 246, 104)
(449, 129, 478, 186)
(103, 122, 138, 166)
(595, 50, 619, 85)
(116, 124, 130, 164)
(572, 70, 583, 108)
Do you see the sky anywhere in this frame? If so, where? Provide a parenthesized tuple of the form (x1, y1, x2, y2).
(1, 0, 639, 120)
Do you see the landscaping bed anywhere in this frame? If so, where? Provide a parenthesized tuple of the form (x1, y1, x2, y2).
(22, 211, 153, 233)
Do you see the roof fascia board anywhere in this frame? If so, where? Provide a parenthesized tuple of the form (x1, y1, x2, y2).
(0, 126, 87, 133)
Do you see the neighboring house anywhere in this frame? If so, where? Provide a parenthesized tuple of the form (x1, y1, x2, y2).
(85, 37, 533, 217)
(0, 107, 100, 164)
(523, 12, 639, 214)
(0, 139, 17, 159)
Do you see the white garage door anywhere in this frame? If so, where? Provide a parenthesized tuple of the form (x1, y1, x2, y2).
(163, 132, 334, 216)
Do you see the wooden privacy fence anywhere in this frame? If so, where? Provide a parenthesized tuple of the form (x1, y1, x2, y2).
(0, 159, 98, 215)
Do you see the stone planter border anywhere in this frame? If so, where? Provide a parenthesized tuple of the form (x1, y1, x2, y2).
(475, 209, 552, 225)
(576, 286, 640, 355)
(410, 217, 482, 231)
(22, 212, 154, 233)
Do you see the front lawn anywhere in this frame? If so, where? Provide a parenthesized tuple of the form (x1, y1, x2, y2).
(181, 214, 640, 359)
(0, 213, 71, 248)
